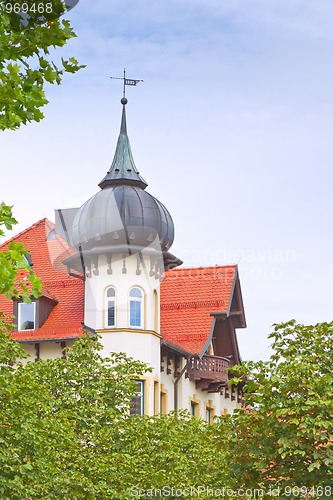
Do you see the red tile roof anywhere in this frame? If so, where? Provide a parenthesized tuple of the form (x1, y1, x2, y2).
(160, 265, 237, 355)
(0, 219, 84, 341)
(0, 219, 240, 353)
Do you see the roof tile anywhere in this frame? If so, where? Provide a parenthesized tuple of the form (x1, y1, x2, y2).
(160, 265, 237, 355)
(0, 219, 84, 341)
(0, 221, 238, 352)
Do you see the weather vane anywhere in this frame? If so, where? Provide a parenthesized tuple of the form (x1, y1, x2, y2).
(110, 69, 143, 98)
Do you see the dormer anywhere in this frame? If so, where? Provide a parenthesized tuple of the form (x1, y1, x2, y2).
(13, 293, 58, 332)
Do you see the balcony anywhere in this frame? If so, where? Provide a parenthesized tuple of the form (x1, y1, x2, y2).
(187, 355, 229, 391)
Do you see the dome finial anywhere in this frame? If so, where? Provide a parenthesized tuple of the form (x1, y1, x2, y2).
(99, 73, 147, 190)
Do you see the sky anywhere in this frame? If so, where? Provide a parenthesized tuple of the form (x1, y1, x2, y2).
(2, 0, 333, 361)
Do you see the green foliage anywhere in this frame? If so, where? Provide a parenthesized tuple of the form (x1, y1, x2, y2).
(0, 334, 149, 498)
(0, 202, 42, 300)
(104, 410, 230, 497)
(0, 2, 84, 131)
(0, 333, 233, 499)
(227, 320, 333, 494)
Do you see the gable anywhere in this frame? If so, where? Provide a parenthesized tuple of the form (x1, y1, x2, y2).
(0, 219, 84, 341)
(160, 265, 245, 356)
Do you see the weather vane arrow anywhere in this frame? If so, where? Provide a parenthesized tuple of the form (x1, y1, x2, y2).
(110, 68, 143, 98)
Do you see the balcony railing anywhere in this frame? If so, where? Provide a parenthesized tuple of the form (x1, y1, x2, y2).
(187, 355, 229, 384)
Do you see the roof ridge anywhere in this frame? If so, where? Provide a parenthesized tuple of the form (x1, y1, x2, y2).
(0, 217, 50, 249)
(40, 286, 59, 302)
(53, 232, 73, 253)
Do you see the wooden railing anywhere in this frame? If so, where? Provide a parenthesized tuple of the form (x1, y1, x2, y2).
(187, 355, 229, 383)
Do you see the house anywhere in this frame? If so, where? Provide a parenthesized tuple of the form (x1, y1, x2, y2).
(0, 96, 246, 419)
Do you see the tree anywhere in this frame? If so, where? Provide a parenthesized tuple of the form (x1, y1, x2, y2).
(0, 1, 83, 131)
(0, 332, 233, 499)
(227, 320, 333, 496)
(0, 334, 149, 498)
(0, 202, 42, 302)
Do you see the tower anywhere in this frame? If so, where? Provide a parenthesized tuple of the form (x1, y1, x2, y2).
(61, 97, 182, 403)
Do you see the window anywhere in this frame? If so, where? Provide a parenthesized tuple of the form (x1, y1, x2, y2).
(190, 399, 199, 418)
(130, 380, 144, 416)
(129, 287, 143, 328)
(106, 287, 116, 327)
(18, 302, 35, 331)
(154, 381, 159, 415)
(160, 384, 167, 414)
(206, 408, 211, 424)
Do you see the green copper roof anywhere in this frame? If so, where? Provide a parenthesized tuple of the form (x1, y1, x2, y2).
(99, 98, 148, 190)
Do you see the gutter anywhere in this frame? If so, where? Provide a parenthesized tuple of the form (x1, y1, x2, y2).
(17, 335, 80, 343)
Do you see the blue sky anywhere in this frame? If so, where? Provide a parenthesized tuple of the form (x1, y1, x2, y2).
(2, 0, 333, 360)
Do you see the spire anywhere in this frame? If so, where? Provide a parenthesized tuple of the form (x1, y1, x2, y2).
(99, 98, 148, 190)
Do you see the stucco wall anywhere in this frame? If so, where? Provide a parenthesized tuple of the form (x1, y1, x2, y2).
(99, 330, 161, 376)
(84, 253, 160, 332)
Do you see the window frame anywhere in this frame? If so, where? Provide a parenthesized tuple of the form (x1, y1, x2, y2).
(17, 301, 36, 331)
(129, 286, 144, 329)
(105, 286, 116, 328)
(130, 380, 144, 416)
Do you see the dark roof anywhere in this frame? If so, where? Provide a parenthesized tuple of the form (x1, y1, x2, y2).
(99, 100, 148, 190)
(71, 185, 175, 252)
(71, 99, 176, 254)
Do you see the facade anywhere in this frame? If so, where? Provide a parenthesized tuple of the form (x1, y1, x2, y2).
(0, 98, 246, 419)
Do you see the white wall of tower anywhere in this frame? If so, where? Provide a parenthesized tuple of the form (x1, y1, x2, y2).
(84, 251, 161, 376)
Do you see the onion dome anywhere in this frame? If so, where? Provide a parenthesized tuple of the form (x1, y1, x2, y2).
(72, 98, 175, 253)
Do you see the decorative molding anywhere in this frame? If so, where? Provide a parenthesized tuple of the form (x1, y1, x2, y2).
(122, 254, 127, 274)
(95, 328, 162, 339)
(107, 254, 113, 275)
(92, 256, 99, 276)
(136, 253, 142, 275)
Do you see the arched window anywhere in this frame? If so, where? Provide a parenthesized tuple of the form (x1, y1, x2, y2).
(129, 287, 143, 328)
(106, 287, 116, 327)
